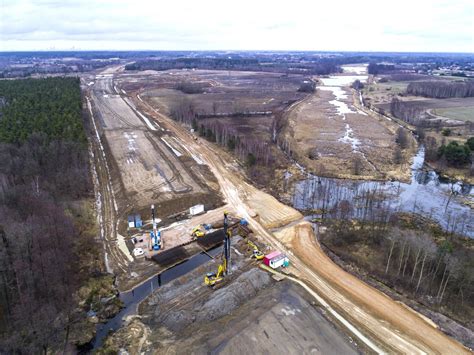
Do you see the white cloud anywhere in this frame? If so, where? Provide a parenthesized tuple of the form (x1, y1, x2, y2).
(0, 0, 473, 52)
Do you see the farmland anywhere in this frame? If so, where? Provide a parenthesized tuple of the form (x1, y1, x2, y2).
(363, 74, 474, 127)
(433, 106, 474, 122)
(359, 71, 474, 182)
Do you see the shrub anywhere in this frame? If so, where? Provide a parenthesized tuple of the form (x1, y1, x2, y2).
(466, 137, 474, 150)
(246, 153, 256, 166)
(438, 141, 471, 167)
(298, 80, 316, 93)
(351, 80, 364, 90)
(441, 128, 452, 136)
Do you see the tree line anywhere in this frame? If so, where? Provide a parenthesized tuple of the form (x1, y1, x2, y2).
(390, 97, 430, 126)
(126, 57, 340, 75)
(380, 226, 473, 319)
(0, 78, 95, 353)
(406, 80, 474, 98)
(368, 63, 396, 75)
(323, 213, 473, 324)
(193, 118, 274, 166)
(0, 77, 86, 143)
(169, 98, 276, 166)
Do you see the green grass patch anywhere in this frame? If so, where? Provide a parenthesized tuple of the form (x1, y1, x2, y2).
(433, 106, 474, 122)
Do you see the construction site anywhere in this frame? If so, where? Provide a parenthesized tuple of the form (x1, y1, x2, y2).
(84, 65, 471, 354)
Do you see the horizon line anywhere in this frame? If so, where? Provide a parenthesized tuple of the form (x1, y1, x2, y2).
(1, 49, 473, 55)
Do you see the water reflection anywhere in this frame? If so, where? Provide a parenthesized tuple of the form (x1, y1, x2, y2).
(292, 146, 473, 237)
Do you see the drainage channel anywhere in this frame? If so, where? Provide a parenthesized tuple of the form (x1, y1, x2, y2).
(90, 245, 222, 351)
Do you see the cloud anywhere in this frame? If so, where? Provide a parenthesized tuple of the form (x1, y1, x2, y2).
(0, 0, 473, 52)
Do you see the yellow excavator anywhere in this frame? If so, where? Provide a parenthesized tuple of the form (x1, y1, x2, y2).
(204, 258, 226, 286)
(247, 240, 264, 260)
(191, 226, 205, 239)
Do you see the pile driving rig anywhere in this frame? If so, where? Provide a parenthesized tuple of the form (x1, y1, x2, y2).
(204, 211, 232, 286)
(149, 204, 162, 251)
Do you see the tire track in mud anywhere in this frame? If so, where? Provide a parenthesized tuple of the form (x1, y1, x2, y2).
(87, 96, 131, 275)
(143, 131, 193, 194)
(93, 91, 143, 129)
(133, 89, 470, 354)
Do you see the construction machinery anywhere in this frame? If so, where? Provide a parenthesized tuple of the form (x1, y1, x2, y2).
(247, 240, 264, 260)
(204, 211, 232, 287)
(223, 211, 231, 276)
(204, 258, 226, 286)
(191, 226, 205, 239)
(149, 204, 162, 251)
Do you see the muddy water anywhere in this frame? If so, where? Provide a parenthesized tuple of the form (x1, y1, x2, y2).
(292, 146, 473, 237)
(293, 66, 472, 237)
(91, 246, 222, 350)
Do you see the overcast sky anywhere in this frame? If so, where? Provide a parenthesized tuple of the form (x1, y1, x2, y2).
(1, 0, 473, 52)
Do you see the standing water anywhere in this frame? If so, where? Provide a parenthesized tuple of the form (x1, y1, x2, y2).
(292, 146, 473, 237)
(91, 246, 222, 350)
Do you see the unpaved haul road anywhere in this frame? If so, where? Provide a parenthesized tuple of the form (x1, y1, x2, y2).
(91, 65, 468, 354)
(132, 87, 470, 354)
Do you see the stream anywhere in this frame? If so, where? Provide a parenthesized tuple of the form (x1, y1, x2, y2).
(91, 246, 222, 350)
(291, 146, 473, 237)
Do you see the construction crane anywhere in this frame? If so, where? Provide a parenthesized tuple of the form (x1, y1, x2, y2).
(149, 204, 162, 251)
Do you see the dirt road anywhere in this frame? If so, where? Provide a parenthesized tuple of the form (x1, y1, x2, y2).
(133, 78, 470, 353)
(90, 74, 208, 209)
(86, 67, 224, 282)
(88, 65, 469, 354)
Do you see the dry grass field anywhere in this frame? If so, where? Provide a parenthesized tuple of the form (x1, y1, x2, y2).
(118, 69, 312, 188)
(285, 75, 411, 180)
(121, 69, 414, 182)
(118, 69, 306, 115)
(433, 106, 474, 122)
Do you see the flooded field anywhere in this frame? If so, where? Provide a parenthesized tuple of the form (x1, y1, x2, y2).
(92, 246, 222, 349)
(292, 146, 473, 237)
(285, 65, 407, 180)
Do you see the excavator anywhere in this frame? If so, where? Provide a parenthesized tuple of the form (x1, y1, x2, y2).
(191, 226, 205, 239)
(204, 258, 226, 286)
(247, 240, 264, 260)
(204, 211, 259, 287)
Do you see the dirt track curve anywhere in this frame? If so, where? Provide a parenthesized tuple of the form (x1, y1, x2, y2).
(90, 66, 470, 354)
(138, 89, 469, 354)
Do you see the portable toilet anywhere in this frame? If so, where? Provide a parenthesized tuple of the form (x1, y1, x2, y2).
(150, 231, 160, 251)
(134, 214, 142, 228)
(127, 215, 135, 228)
